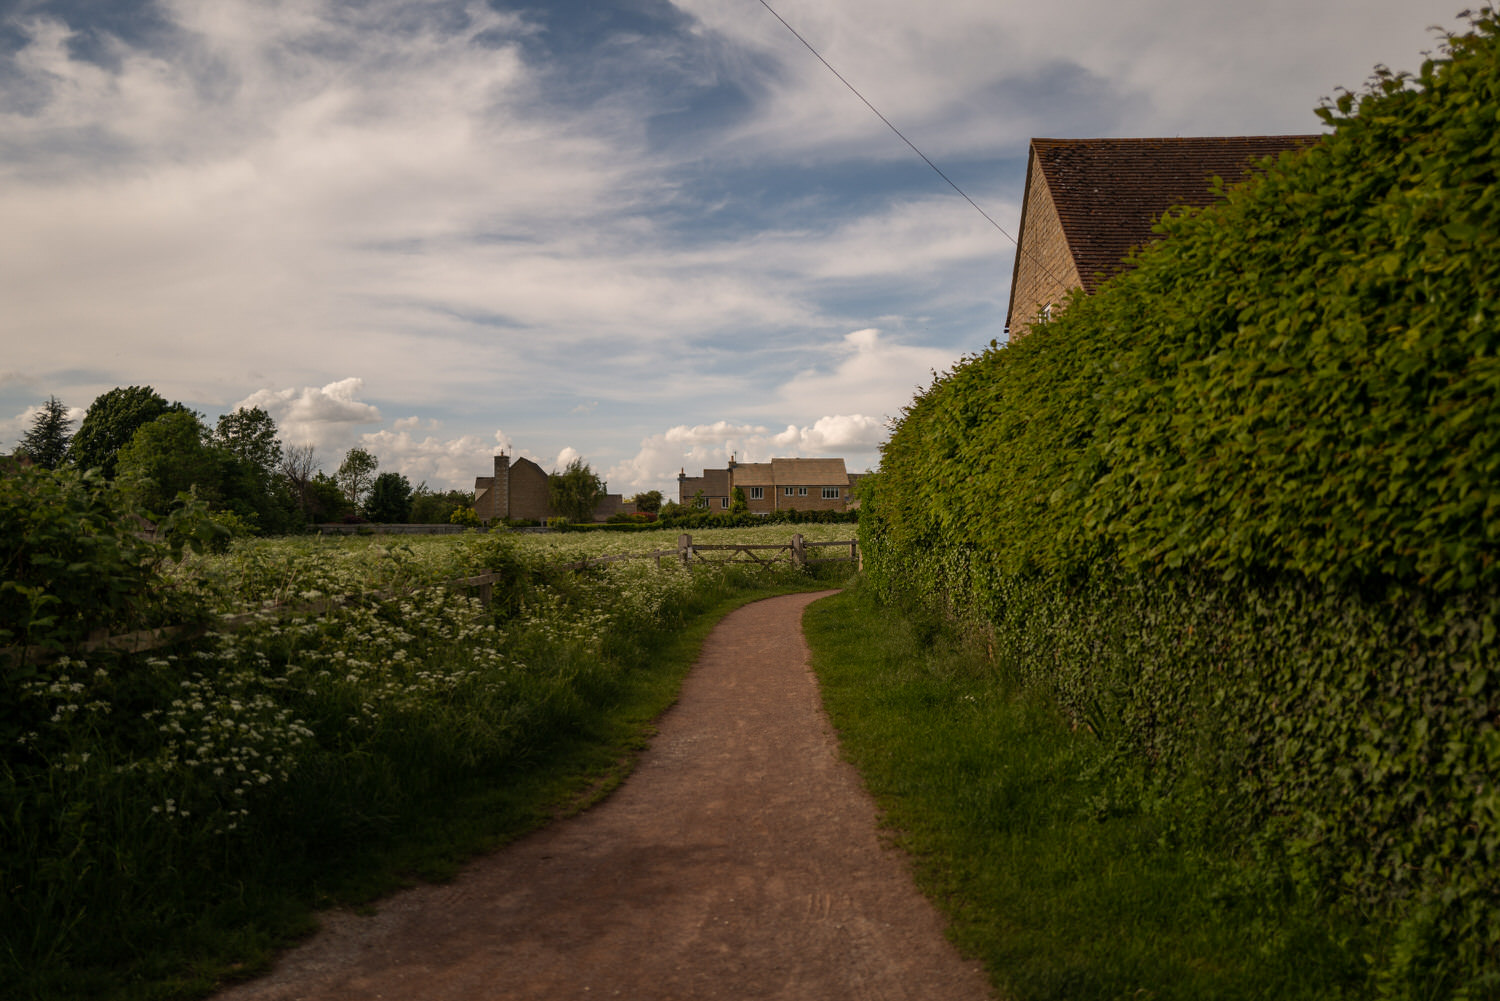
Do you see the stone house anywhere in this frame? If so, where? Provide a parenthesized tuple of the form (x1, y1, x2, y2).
(1006, 135, 1318, 339)
(678, 457, 857, 513)
(474, 453, 623, 523)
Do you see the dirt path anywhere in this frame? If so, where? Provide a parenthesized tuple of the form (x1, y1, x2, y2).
(215, 591, 994, 1001)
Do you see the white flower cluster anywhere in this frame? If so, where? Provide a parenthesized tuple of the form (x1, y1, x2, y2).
(22, 527, 851, 841)
(281, 587, 509, 726)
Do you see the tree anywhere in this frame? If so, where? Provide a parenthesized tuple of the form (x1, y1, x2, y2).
(336, 447, 378, 509)
(449, 505, 481, 528)
(115, 410, 219, 516)
(68, 386, 183, 478)
(632, 489, 663, 514)
(548, 458, 606, 523)
(410, 485, 474, 525)
(308, 472, 352, 523)
(15, 396, 74, 469)
(211, 407, 296, 533)
(213, 407, 282, 479)
(364, 472, 413, 523)
(280, 443, 320, 523)
(730, 486, 748, 514)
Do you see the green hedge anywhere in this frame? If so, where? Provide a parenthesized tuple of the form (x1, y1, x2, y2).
(862, 13, 1500, 997)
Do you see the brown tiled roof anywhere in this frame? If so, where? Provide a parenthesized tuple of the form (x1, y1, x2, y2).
(1032, 135, 1319, 292)
(771, 457, 849, 485)
(731, 462, 776, 487)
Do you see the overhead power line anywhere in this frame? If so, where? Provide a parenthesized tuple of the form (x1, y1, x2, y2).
(754, 0, 1077, 305)
(754, 0, 1013, 239)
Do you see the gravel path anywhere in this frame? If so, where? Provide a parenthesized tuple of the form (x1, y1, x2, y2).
(214, 590, 994, 1001)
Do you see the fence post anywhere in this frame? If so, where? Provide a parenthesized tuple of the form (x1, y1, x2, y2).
(791, 533, 805, 569)
(479, 578, 493, 606)
(678, 533, 692, 566)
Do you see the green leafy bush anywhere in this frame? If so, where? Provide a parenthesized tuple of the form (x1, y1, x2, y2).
(863, 12, 1500, 996)
(0, 465, 204, 654)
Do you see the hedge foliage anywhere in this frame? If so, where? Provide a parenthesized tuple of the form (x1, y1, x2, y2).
(879, 16, 1500, 592)
(863, 12, 1500, 997)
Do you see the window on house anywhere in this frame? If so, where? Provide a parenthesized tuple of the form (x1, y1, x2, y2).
(822, 487, 840, 499)
(784, 487, 795, 497)
(797, 487, 808, 497)
(749, 487, 763, 500)
(721, 497, 730, 508)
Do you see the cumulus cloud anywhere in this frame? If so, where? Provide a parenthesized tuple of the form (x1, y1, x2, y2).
(235, 377, 382, 452)
(777, 414, 885, 452)
(774, 328, 952, 424)
(553, 446, 582, 472)
(354, 427, 495, 491)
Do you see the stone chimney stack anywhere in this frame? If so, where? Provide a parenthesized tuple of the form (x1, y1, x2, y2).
(494, 453, 511, 521)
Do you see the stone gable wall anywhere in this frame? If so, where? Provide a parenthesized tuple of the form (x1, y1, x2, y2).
(1007, 147, 1083, 339)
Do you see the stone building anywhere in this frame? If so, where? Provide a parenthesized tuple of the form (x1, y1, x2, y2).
(474, 453, 623, 523)
(678, 457, 857, 513)
(1006, 135, 1317, 339)
(474, 453, 552, 523)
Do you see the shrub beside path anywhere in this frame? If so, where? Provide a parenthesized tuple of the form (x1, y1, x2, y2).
(215, 591, 994, 1001)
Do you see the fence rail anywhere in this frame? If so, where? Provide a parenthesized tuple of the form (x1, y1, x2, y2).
(556, 533, 858, 571)
(3, 535, 857, 665)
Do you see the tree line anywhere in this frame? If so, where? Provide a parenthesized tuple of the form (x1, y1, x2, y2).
(9, 387, 472, 533)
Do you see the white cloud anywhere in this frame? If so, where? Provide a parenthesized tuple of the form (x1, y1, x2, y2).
(235, 377, 382, 452)
(675, 0, 1465, 158)
(782, 414, 884, 452)
(0, 0, 1470, 483)
(775, 327, 950, 423)
(355, 427, 494, 491)
(553, 446, 582, 472)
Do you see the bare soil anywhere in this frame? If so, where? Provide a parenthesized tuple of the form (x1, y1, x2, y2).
(214, 591, 994, 1001)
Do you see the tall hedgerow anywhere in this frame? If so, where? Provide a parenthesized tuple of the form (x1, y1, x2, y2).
(863, 11, 1500, 997)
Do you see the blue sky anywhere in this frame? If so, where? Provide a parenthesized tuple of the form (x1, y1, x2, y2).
(0, 0, 1469, 497)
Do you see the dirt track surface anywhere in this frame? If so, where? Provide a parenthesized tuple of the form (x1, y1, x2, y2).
(215, 591, 994, 1001)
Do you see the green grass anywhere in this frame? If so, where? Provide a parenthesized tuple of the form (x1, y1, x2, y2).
(803, 583, 1373, 1001)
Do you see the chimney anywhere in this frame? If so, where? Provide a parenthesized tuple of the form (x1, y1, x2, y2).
(494, 453, 511, 521)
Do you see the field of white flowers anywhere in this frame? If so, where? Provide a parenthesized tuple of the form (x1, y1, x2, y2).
(6, 524, 855, 999)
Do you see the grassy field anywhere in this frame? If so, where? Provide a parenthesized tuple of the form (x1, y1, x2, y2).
(803, 582, 1375, 1001)
(5, 527, 854, 1001)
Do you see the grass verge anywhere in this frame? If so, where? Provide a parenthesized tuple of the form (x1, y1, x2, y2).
(802, 583, 1374, 1001)
(15, 570, 846, 1001)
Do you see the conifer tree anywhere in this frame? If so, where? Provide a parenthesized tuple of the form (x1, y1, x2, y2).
(16, 396, 74, 469)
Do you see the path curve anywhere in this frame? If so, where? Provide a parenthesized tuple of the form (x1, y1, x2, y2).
(215, 591, 993, 1001)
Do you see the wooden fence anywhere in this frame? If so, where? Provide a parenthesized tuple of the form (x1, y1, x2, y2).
(557, 533, 859, 571)
(3, 535, 857, 664)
